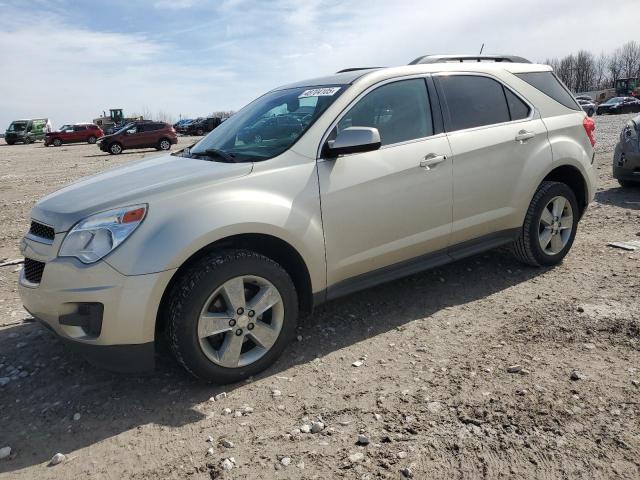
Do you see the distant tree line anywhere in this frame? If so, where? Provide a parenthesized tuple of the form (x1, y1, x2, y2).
(544, 41, 640, 93)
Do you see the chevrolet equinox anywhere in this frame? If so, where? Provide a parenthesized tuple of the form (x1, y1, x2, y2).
(19, 55, 597, 383)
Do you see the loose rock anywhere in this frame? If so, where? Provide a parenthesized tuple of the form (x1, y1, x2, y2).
(570, 370, 586, 381)
(221, 458, 234, 471)
(49, 453, 66, 466)
(507, 365, 522, 374)
(0, 447, 11, 460)
(348, 452, 364, 462)
(280, 456, 291, 466)
(357, 434, 370, 445)
(311, 421, 325, 433)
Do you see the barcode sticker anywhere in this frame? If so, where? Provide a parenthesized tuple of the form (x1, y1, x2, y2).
(298, 87, 341, 98)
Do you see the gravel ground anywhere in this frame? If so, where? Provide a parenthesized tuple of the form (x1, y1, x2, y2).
(0, 118, 639, 479)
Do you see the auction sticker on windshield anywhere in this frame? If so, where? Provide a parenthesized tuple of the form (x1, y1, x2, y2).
(299, 87, 341, 98)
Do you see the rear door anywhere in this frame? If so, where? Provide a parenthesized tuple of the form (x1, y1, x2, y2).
(73, 125, 87, 143)
(435, 73, 551, 247)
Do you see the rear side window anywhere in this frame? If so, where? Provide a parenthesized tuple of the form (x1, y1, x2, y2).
(74, 125, 87, 131)
(504, 89, 530, 120)
(439, 75, 510, 130)
(334, 78, 433, 146)
(515, 72, 580, 110)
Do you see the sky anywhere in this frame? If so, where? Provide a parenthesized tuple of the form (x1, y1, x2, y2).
(0, 0, 637, 129)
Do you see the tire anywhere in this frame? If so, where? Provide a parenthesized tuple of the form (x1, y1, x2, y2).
(166, 249, 298, 383)
(196, 128, 204, 136)
(23, 136, 33, 144)
(512, 181, 579, 267)
(5, 139, 15, 145)
(618, 179, 639, 188)
(109, 142, 123, 155)
(52, 138, 62, 147)
(157, 138, 171, 151)
(587, 108, 595, 117)
(87, 136, 97, 144)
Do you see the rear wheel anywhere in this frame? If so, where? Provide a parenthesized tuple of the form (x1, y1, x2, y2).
(23, 136, 33, 144)
(87, 136, 97, 144)
(196, 128, 204, 136)
(52, 138, 63, 147)
(109, 142, 123, 155)
(157, 138, 171, 151)
(512, 181, 579, 267)
(166, 249, 298, 383)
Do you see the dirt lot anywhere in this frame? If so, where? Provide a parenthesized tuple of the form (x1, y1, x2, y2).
(0, 119, 639, 480)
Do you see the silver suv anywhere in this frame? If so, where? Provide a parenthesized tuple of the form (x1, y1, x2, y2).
(19, 55, 597, 383)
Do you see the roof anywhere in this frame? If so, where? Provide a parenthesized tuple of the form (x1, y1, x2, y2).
(273, 61, 551, 91)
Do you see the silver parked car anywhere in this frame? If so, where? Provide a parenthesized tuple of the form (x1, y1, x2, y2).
(19, 55, 597, 383)
(613, 114, 640, 187)
(577, 98, 596, 117)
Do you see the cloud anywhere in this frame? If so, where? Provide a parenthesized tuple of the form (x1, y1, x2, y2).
(1, 0, 639, 129)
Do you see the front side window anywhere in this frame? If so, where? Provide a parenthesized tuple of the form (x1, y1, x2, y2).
(439, 75, 511, 131)
(189, 85, 345, 162)
(7, 122, 27, 132)
(331, 79, 433, 146)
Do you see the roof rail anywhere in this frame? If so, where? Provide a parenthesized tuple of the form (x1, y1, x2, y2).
(409, 54, 531, 65)
(335, 67, 382, 73)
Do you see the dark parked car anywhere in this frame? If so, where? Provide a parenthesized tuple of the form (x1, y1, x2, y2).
(238, 115, 304, 144)
(613, 115, 640, 187)
(577, 98, 596, 117)
(98, 121, 177, 155)
(596, 97, 640, 115)
(173, 119, 193, 131)
(5, 118, 49, 144)
(183, 117, 224, 136)
(45, 123, 104, 146)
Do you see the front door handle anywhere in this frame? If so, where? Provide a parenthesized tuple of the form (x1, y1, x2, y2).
(515, 130, 536, 143)
(420, 154, 447, 170)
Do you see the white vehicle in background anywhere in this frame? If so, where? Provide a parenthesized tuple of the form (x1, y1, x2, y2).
(19, 54, 596, 383)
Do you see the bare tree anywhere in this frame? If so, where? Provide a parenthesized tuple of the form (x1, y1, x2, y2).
(620, 40, 640, 79)
(608, 48, 624, 87)
(594, 52, 608, 89)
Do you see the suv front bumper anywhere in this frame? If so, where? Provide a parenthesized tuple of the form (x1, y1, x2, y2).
(613, 144, 640, 183)
(18, 241, 176, 373)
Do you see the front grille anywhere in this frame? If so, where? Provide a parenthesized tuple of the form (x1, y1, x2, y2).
(29, 221, 55, 241)
(24, 258, 45, 284)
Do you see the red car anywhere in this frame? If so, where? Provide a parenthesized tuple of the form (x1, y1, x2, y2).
(45, 123, 104, 147)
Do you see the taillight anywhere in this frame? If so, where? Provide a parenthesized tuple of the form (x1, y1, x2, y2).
(583, 117, 596, 147)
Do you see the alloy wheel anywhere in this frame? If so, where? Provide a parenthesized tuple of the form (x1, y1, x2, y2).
(160, 139, 170, 150)
(538, 195, 573, 255)
(197, 275, 284, 368)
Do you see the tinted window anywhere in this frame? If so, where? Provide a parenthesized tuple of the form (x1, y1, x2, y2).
(334, 79, 433, 146)
(515, 72, 580, 110)
(439, 75, 510, 130)
(74, 125, 87, 131)
(504, 89, 530, 120)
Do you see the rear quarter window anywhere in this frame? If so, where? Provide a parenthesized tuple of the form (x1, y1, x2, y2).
(515, 72, 580, 111)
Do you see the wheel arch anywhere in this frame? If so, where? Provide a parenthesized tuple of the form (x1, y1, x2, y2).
(541, 164, 589, 217)
(155, 233, 314, 339)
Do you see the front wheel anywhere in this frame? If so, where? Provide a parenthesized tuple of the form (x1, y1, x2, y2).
(166, 250, 298, 383)
(618, 179, 639, 188)
(23, 136, 33, 144)
(52, 138, 63, 147)
(512, 181, 579, 267)
(109, 142, 123, 155)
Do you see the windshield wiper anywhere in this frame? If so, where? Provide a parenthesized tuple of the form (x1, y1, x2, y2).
(195, 148, 237, 163)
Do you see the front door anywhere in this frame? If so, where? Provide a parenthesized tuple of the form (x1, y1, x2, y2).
(317, 78, 453, 290)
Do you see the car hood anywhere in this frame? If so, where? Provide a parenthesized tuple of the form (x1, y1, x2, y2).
(31, 154, 253, 232)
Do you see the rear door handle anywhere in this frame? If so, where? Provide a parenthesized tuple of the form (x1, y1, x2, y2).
(420, 154, 447, 170)
(515, 130, 536, 143)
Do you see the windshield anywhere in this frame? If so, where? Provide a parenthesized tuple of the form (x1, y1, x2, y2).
(188, 85, 345, 162)
(7, 121, 27, 132)
(112, 123, 135, 135)
(604, 97, 624, 105)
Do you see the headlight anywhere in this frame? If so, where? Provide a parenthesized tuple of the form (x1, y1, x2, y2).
(59, 204, 147, 264)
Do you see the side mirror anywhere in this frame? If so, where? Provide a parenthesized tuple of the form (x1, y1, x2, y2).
(325, 127, 381, 157)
